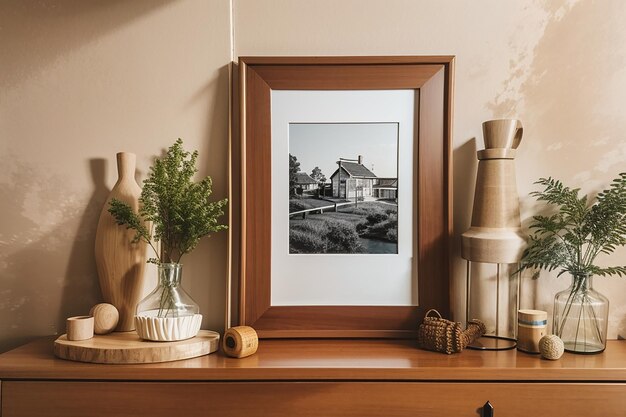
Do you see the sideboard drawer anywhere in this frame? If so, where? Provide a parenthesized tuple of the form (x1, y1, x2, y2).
(3, 381, 626, 417)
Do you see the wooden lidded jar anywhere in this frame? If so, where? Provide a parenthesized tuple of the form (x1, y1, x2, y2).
(517, 310, 548, 353)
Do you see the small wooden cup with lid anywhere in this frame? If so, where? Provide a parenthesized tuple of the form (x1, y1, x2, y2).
(517, 310, 547, 353)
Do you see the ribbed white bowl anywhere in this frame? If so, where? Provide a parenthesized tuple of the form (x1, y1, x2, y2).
(135, 314, 202, 342)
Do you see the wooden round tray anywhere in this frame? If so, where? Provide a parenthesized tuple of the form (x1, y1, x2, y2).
(54, 330, 220, 364)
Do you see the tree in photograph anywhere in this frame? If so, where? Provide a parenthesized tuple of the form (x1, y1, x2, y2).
(310, 166, 326, 196)
(310, 166, 326, 183)
(289, 153, 301, 196)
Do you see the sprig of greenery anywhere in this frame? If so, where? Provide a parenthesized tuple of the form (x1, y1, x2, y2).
(108, 139, 228, 264)
(519, 173, 626, 279)
(108, 199, 160, 263)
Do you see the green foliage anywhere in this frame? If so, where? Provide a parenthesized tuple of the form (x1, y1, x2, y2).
(108, 139, 228, 264)
(108, 199, 160, 262)
(519, 173, 626, 279)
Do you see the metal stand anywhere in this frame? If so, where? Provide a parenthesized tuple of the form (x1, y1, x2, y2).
(466, 260, 520, 351)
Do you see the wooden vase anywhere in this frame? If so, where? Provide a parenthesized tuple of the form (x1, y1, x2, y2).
(94, 152, 148, 331)
(461, 119, 526, 263)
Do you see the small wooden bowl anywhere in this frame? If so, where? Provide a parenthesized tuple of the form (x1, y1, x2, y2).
(66, 316, 94, 341)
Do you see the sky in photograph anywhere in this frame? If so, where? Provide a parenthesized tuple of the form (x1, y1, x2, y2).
(288, 123, 398, 181)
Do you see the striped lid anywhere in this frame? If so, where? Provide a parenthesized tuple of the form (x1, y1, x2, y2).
(518, 309, 547, 326)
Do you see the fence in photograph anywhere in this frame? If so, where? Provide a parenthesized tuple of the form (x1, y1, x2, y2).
(288, 201, 356, 219)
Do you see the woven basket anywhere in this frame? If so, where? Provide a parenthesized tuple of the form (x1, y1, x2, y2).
(417, 310, 486, 354)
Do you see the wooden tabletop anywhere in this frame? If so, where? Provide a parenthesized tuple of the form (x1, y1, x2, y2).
(1, 337, 626, 382)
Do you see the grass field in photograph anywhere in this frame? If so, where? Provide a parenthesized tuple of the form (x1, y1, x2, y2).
(289, 200, 398, 254)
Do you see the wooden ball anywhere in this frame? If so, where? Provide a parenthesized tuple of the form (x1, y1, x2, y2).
(89, 303, 119, 335)
(539, 335, 564, 360)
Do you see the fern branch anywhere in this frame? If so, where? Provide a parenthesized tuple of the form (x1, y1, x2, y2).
(108, 139, 228, 265)
(520, 173, 626, 279)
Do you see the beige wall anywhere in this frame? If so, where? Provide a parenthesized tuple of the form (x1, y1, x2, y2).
(0, 0, 231, 352)
(1, 0, 626, 352)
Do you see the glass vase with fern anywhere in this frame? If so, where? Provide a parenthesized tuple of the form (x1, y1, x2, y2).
(519, 173, 626, 353)
(553, 272, 608, 353)
(136, 263, 198, 318)
(108, 139, 227, 340)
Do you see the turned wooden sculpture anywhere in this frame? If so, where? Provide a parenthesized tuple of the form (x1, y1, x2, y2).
(94, 153, 148, 331)
(461, 119, 526, 264)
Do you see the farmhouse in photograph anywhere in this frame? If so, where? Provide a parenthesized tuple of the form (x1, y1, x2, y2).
(330, 155, 378, 199)
(294, 172, 319, 193)
(373, 178, 398, 200)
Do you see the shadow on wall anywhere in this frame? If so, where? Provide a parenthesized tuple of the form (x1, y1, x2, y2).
(453, 137, 477, 233)
(57, 159, 111, 333)
(0, 158, 108, 353)
(181, 64, 230, 334)
(0, 62, 231, 352)
(451, 137, 477, 321)
(485, 1, 626, 337)
(0, 0, 176, 90)
(488, 0, 626, 182)
(517, 191, 546, 311)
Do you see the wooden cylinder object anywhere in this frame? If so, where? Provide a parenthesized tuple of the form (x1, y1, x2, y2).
(66, 316, 94, 341)
(462, 119, 526, 263)
(94, 152, 148, 331)
(517, 310, 547, 353)
(223, 326, 258, 358)
(89, 303, 119, 335)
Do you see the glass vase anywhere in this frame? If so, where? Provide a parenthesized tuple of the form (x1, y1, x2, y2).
(134, 263, 202, 341)
(553, 274, 609, 354)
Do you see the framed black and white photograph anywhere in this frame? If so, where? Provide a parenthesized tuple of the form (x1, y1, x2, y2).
(288, 122, 399, 255)
(231, 56, 454, 338)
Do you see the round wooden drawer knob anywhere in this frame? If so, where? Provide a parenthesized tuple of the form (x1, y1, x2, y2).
(66, 316, 94, 341)
(223, 326, 258, 358)
(89, 303, 119, 335)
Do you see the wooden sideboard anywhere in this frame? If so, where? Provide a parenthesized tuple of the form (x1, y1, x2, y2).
(1, 338, 626, 416)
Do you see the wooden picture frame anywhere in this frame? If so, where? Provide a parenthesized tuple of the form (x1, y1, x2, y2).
(230, 56, 454, 338)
